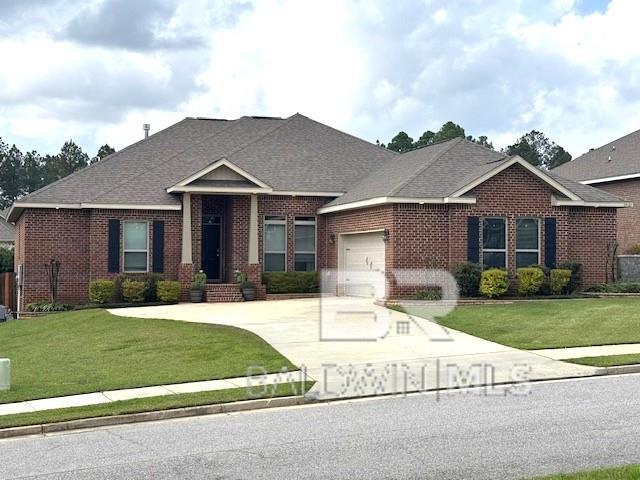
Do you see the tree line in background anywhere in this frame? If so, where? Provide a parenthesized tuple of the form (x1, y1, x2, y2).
(382, 121, 572, 170)
(0, 140, 115, 209)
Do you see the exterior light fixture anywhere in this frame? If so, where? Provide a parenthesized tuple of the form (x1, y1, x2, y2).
(383, 229, 390, 243)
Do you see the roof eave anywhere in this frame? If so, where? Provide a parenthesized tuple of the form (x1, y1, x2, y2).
(317, 196, 477, 214)
(581, 172, 640, 185)
(551, 195, 631, 208)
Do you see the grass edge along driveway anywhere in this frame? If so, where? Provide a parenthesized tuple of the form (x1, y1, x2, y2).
(404, 298, 640, 350)
(532, 464, 640, 479)
(0, 309, 297, 404)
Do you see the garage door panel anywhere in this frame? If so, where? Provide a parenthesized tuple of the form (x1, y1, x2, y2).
(341, 232, 386, 297)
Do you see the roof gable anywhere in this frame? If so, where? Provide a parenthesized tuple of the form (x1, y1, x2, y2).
(167, 158, 272, 193)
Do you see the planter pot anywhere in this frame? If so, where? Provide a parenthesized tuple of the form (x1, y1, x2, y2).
(241, 286, 256, 301)
(190, 289, 203, 303)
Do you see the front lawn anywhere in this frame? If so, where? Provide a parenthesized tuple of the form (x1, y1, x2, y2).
(405, 298, 640, 350)
(0, 309, 296, 404)
(566, 353, 640, 368)
(532, 464, 640, 479)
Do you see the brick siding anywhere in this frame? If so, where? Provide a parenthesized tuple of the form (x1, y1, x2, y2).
(593, 178, 640, 254)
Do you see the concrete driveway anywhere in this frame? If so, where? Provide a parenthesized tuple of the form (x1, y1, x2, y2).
(110, 298, 599, 398)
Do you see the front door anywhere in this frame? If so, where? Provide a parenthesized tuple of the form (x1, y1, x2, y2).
(202, 215, 222, 281)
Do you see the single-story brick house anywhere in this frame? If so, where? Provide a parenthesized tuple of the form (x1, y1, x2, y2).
(552, 129, 640, 254)
(7, 114, 629, 308)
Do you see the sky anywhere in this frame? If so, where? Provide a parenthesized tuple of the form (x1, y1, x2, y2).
(0, 0, 637, 159)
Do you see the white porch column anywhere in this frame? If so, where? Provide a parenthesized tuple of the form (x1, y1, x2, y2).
(248, 194, 259, 264)
(181, 193, 192, 264)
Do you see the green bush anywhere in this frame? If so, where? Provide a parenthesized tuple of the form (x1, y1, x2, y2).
(156, 280, 182, 302)
(416, 288, 442, 301)
(628, 244, 640, 255)
(585, 282, 640, 293)
(453, 262, 482, 297)
(549, 269, 572, 295)
(143, 273, 163, 302)
(262, 271, 318, 294)
(191, 271, 207, 291)
(26, 301, 70, 312)
(516, 267, 544, 296)
(122, 279, 145, 303)
(558, 261, 582, 293)
(0, 247, 13, 273)
(88, 280, 115, 304)
(479, 269, 509, 299)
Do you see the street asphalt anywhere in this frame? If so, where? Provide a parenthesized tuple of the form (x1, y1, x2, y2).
(2, 373, 640, 479)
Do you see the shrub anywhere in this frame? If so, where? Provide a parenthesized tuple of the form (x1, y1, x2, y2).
(516, 267, 544, 296)
(479, 269, 509, 299)
(453, 262, 482, 297)
(142, 273, 163, 302)
(26, 301, 70, 312)
(0, 247, 13, 273)
(122, 279, 145, 303)
(628, 244, 640, 255)
(191, 271, 207, 291)
(585, 282, 640, 293)
(416, 288, 442, 301)
(88, 280, 115, 304)
(262, 271, 319, 294)
(549, 269, 572, 295)
(157, 280, 182, 302)
(558, 261, 582, 293)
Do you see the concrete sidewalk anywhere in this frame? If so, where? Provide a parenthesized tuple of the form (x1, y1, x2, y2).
(533, 343, 640, 360)
(0, 372, 304, 417)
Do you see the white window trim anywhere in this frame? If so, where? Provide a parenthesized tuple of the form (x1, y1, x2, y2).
(481, 217, 508, 269)
(264, 215, 287, 272)
(515, 217, 541, 268)
(294, 216, 317, 271)
(123, 220, 150, 273)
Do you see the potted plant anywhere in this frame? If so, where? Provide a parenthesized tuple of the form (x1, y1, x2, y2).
(190, 271, 207, 303)
(236, 271, 256, 301)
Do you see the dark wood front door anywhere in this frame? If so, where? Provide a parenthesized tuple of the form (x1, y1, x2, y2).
(202, 215, 222, 281)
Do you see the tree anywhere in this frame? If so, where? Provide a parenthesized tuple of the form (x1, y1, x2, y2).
(0, 141, 25, 208)
(415, 130, 435, 148)
(23, 151, 45, 194)
(44, 140, 90, 184)
(433, 121, 466, 143)
(93, 144, 116, 163)
(472, 135, 494, 149)
(506, 130, 572, 170)
(387, 131, 414, 153)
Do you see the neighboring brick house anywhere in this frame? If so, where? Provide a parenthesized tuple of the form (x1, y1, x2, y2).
(553, 129, 640, 254)
(7, 114, 628, 309)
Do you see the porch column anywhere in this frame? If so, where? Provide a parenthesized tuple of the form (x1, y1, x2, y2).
(181, 193, 192, 264)
(248, 194, 259, 264)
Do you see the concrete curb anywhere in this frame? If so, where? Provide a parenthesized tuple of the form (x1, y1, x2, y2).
(603, 364, 640, 375)
(0, 395, 308, 440)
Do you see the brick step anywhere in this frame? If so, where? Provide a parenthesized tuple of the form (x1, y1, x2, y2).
(204, 283, 244, 303)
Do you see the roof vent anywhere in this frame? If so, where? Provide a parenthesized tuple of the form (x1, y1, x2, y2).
(143, 124, 150, 139)
(608, 145, 615, 162)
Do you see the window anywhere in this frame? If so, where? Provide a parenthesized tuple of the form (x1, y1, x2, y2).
(516, 218, 540, 268)
(123, 221, 148, 272)
(482, 217, 506, 268)
(294, 217, 316, 271)
(264, 215, 286, 271)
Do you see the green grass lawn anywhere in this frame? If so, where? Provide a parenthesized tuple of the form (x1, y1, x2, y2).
(566, 353, 640, 367)
(532, 464, 640, 479)
(404, 298, 640, 350)
(0, 381, 311, 429)
(0, 309, 297, 404)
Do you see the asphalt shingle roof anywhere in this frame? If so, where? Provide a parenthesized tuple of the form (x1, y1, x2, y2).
(552, 128, 640, 181)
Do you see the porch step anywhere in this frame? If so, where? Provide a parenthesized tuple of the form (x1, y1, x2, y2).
(204, 283, 244, 303)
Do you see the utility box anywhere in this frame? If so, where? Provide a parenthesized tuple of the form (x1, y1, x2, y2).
(0, 359, 10, 391)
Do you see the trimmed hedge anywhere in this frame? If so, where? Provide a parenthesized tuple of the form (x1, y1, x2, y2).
(585, 282, 640, 293)
(157, 280, 182, 302)
(262, 271, 319, 294)
(122, 279, 145, 303)
(26, 301, 71, 312)
(453, 262, 482, 297)
(416, 288, 442, 301)
(558, 261, 582, 293)
(549, 269, 572, 295)
(479, 269, 509, 299)
(88, 280, 115, 304)
(516, 267, 544, 296)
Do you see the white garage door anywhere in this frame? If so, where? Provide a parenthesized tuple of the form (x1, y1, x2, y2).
(341, 231, 386, 297)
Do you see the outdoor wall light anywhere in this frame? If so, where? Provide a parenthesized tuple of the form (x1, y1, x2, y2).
(383, 229, 390, 242)
(329, 234, 336, 245)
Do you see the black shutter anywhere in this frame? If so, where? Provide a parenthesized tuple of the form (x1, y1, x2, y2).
(467, 216, 480, 263)
(544, 217, 557, 269)
(152, 220, 165, 273)
(107, 219, 120, 273)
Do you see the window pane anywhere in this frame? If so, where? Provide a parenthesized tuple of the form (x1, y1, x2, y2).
(295, 224, 315, 252)
(265, 224, 285, 252)
(483, 218, 505, 249)
(124, 222, 147, 250)
(265, 253, 285, 272)
(294, 253, 315, 272)
(483, 251, 506, 269)
(124, 252, 147, 271)
(516, 252, 539, 268)
(517, 219, 539, 250)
